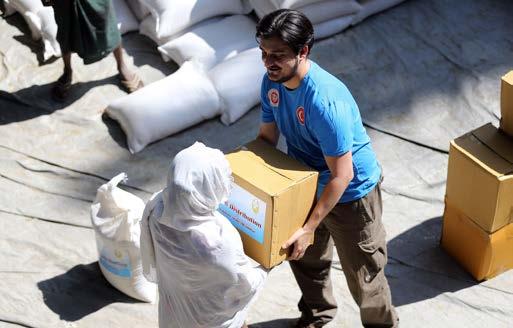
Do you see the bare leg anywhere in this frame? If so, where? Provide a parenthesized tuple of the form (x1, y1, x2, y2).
(52, 52, 73, 100)
(62, 52, 72, 82)
(113, 45, 134, 82)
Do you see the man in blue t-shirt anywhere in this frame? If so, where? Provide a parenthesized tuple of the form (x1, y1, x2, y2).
(256, 10, 398, 328)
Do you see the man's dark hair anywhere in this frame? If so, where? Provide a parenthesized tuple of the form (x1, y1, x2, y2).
(256, 9, 314, 55)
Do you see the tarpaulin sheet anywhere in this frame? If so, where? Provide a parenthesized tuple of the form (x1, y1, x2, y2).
(1, 0, 513, 327)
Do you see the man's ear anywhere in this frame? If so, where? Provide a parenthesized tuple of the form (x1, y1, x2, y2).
(299, 45, 309, 61)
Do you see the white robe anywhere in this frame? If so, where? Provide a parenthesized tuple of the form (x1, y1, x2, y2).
(140, 142, 267, 328)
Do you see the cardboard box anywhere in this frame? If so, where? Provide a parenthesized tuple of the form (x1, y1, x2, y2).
(500, 71, 513, 137)
(445, 123, 513, 233)
(218, 139, 318, 268)
(441, 200, 513, 281)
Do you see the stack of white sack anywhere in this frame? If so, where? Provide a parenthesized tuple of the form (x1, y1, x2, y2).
(5, 0, 61, 60)
(208, 47, 266, 125)
(90, 173, 157, 302)
(139, 0, 251, 45)
(106, 46, 265, 152)
(247, 0, 362, 39)
(106, 61, 221, 153)
(140, 142, 267, 328)
(112, 0, 139, 34)
(157, 14, 256, 70)
(126, 0, 150, 21)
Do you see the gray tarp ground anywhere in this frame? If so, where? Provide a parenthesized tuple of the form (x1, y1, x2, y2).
(1, 0, 513, 327)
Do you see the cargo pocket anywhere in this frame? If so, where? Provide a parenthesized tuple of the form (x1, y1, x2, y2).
(358, 237, 386, 284)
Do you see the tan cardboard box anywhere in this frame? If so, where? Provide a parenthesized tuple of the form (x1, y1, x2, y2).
(500, 71, 513, 137)
(441, 200, 513, 281)
(218, 139, 318, 268)
(446, 123, 513, 233)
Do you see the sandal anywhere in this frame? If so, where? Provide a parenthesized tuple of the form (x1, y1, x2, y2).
(52, 72, 72, 101)
(119, 73, 144, 93)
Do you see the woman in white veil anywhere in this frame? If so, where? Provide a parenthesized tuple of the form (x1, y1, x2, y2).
(140, 142, 267, 328)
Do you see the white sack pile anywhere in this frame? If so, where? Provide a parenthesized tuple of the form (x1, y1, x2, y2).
(90, 173, 157, 302)
(157, 14, 256, 70)
(106, 62, 221, 153)
(209, 47, 265, 126)
(126, 0, 150, 21)
(248, 0, 361, 39)
(112, 0, 139, 34)
(139, 0, 251, 45)
(5, 0, 61, 60)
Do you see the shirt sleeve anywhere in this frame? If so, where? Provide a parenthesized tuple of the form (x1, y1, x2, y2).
(260, 76, 275, 123)
(309, 98, 354, 157)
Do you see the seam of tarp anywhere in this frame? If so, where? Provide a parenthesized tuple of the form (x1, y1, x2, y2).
(0, 144, 153, 195)
(381, 186, 444, 203)
(0, 318, 37, 328)
(0, 208, 92, 229)
(0, 172, 93, 203)
(363, 122, 449, 154)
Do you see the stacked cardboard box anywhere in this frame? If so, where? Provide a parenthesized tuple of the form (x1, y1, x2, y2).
(218, 139, 318, 269)
(442, 71, 513, 281)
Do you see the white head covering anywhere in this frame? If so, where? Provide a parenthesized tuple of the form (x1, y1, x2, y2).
(140, 142, 266, 328)
(160, 141, 232, 231)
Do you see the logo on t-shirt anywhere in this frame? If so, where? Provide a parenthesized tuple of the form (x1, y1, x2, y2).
(296, 106, 305, 125)
(268, 88, 279, 107)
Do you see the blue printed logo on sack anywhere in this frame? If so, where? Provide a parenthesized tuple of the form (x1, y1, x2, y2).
(100, 248, 131, 278)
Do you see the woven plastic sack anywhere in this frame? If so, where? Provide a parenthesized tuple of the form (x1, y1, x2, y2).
(90, 173, 157, 302)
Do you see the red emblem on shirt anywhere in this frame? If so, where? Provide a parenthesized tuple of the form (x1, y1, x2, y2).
(296, 106, 305, 125)
(268, 88, 279, 107)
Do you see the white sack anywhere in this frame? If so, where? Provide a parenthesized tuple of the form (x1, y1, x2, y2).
(249, 0, 360, 25)
(158, 15, 256, 70)
(140, 142, 267, 328)
(126, 0, 150, 21)
(112, 0, 139, 34)
(296, 0, 361, 25)
(314, 14, 354, 39)
(248, 0, 275, 19)
(36, 7, 61, 60)
(2, 0, 16, 16)
(208, 47, 265, 125)
(106, 62, 221, 153)
(139, 14, 223, 46)
(140, 0, 247, 40)
(90, 173, 157, 303)
(7, 0, 43, 39)
(139, 14, 163, 44)
(271, 0, 326, 9)
(351, 0, 406, 25)
(7, 0, 61, 60)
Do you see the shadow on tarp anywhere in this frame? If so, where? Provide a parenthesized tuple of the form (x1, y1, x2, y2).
(0, 76, 118, 124)
(249, 318, 296, 328)
(37, 262, 139, 322)
(385, 216, 478, 307)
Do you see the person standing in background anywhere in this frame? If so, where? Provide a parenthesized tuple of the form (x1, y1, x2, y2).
(49, 0, 143, 100)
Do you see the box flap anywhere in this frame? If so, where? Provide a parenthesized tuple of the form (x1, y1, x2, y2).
(453, 123, 513, 176)
(500, 71, 513, 137)
(227, 139, 318, 196)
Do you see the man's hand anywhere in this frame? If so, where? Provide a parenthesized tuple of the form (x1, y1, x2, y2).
(282, 227, 314, 261)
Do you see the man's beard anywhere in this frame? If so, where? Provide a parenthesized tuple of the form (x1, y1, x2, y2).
(269, 58, 299, 84)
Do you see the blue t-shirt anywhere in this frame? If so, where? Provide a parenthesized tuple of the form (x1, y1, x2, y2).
(261, 61, 381, 203)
